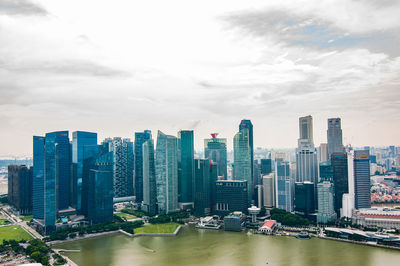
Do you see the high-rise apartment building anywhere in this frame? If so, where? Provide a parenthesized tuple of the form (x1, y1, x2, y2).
(178, 130, 195, 206)
(72, 131, 97, 213)
(142, 138, 157, 215)
(204, 134, 227, 178)
(327, 118, 344, 158)
(8, 165, 32, 215)
(233, 128, 252, 205)
(317, 181, 337, 223)
(354, 150, 371, 209)
(155, 131, 179, 214)
(134, 130, 152, 203)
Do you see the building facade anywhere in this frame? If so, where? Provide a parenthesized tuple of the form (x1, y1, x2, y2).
(33, 136, 45, 220)
(134, 130, 152, 203)
(194, 159, 217, 216)
(233, 128, 252, 204)
(331, 152, 348, 215)
(142, 138, 157, 215)
(317, 181, 337, 223)
(354, 150, 371, 209)
(327, 118, 344, 158)
(204, 135, 227, 178)
(275, 160, 294, 212)
(262, 173, 275, 208)
(215, 180, 248, 216)
(8, 165, 32, 215)
(294, 181, 315, 216)
(178, 130, 195, 205)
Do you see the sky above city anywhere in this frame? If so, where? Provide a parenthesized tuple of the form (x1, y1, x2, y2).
(1, 0, 400, 156)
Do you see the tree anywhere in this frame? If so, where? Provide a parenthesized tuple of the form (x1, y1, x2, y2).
(30, 251, 42, 262)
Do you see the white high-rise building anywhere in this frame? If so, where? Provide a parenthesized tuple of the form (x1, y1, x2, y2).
(262, 173, 275, 208)
(341, 151, 355, 218)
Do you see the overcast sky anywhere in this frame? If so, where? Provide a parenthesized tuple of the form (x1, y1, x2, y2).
(1, 0, 400, 156)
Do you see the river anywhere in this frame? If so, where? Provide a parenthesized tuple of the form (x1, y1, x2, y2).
(54, 226, 400, 266)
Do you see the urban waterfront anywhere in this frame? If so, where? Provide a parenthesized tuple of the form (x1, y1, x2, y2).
(54, 226, 400, 266)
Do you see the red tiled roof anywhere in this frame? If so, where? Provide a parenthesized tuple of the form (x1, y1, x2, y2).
(262, 220, 275, 229)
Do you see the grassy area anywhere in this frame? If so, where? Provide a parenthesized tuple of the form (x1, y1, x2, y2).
(0, 225, 33, 244)
(135, 222, 179, 234)
(0, 219, 11, 225)
(114, 212, 135, 220)
(22, 215, 33, 222)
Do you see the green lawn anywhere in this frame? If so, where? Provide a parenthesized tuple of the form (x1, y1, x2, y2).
(135, 222, 179, 234)
(0, 219, 11, 225)
(22, 215, 33, 222)
(0, 225, 33, 244)
(115, 212, 135, 220)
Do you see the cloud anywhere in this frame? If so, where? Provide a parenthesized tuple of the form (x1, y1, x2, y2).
(0, 0, 48, 16)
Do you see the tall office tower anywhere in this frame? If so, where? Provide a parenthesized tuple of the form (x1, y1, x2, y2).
(262, 173, 275, 208)
(87, 152, 114, 224)
(177, 130, 195, 208)
(204, 134, 227, 178)
(331, 152, 348, 215)
(134, 130, 152, 203)
(110, 138, 134, 198)
(239, 120, 254, 199)
(319, 161, 333, 182)
(155, 131, 179, 214)
(8, 165, 33, 215)
(233, 128, 252, 205)
(319, 143, 328, 162)
(215, 180, 248, 216)
(194, 159, 217, 216)
(327, 118, 344, 158)
(294, 181, 315, 216)
(254, 160, 261, 185)
(275, 160, 294, 212)
(33, 136, 45, 220)
(260, 159, 272, 175)
(317, 181, 337, 223)
(296, 115, 318, 205)
(354, 150, 371, 209)
(142, 139, 157, 215)
(71, 131, 97, 213)
(341, 151, 355, 218)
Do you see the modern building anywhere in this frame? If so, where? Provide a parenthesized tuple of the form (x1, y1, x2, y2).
(142, 138, 157, 215)
(327, 118, 344, 158)
(8, 165, 32, 215)
(331, 152, 348, 215)
(319, 161, 333, 181)
(239, 120, 254, 201)
(294, 181, 315, 216)
(275, 160, 294, 212)
(215, 180, 248, 216)
(204, 134, 227, 178)
(33, 136, 45, 220)
(155, 131, 179, 214)
(87, 152, 114, 224)
(233, 127, 252, 205)
(260, 159, 272, 175)
(262, 173, 275, 208)
(71, 131, 98, 213)
(224, 212, 246, 232)
(354, 150, 371, 209)
(352, 208, 400, 230)
(319, 143, 328, 163)
(317, 181, 337, 223)
(134, 130, 152, 203)
(178, 130, 195, 207)
(194, 159, 217, 216)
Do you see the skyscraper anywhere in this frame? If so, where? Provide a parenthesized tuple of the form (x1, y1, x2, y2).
(239, 120, 254, 198)
(319, 143, 328, 162)
(215, 180, 248, 216)
(33, 136, 45, 220)
(72, 131, 97, 213)
(317, 181, 337, 223)
(110, 137, 134, 198)
(194, 159, 217, 216)
(8, 165, 32, 215)
(262, 173, 275, 209)
(319, 161, 333, 181)
(294, 181, 315, 216)
(327, 118, 344, 158)
(204, 134, 227, 178)
(142, 138, 157, 215)
(354, 150, 371, 209)
(178, 130, 195, 207)
(275, 160, 294, 212)
(233, 127, 252, 205)
(331, 152, 348, 215)
(155, 131, 179, 214)
(260, 159, 272, 175)
(134, 130, 152, 203)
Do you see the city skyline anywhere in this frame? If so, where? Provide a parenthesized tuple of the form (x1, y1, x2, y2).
(1, 0, 400, 155)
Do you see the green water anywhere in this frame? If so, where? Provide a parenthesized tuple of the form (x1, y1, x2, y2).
(54, 226, 400, 266)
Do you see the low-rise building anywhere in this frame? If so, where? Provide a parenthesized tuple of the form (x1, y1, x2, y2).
(352, 208, 400, 230)
(224, 212, 246, 232)
(259, 220, 277, 234)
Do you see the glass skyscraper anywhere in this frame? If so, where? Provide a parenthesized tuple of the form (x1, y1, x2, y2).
(239, 120, 254, 198)
(8, 165, 33, 215)
(317, 181, 337, 223)
(72, 131, 97, 213)
(134, 130, 152, 203)
(331, 152, 348, 215)
(177, 130, 195, 205)
(294, 181, 315, 216)
(33, 136, 45, 220)
(275, 160, 294, 212)
(194, 159, 217, 216)
(204, 135, 227, 178)
(142, 138, 157, 215)
(354, 150, 371, 209)
(233, 128, 252, 205)
(155, 131, 179, 214)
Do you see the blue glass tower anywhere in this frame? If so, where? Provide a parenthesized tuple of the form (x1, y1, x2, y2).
(178, 130, 195, 205)
(72, 131, 97, 213)
(33, 136, 45, 220)
(142, 138, 157, 215)
(134, 130, 152, 203)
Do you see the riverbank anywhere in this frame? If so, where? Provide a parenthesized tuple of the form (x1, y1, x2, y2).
(318, 235, 400, 251)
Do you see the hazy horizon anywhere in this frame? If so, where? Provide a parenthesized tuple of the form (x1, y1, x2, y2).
(1, 0, 400, 156)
